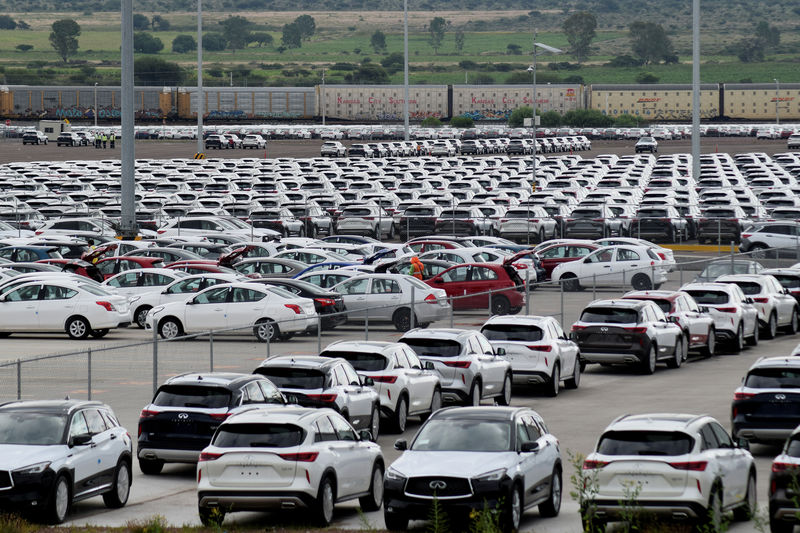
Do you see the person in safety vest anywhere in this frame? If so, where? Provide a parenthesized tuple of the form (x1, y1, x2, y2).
(409, 256, 424, 280)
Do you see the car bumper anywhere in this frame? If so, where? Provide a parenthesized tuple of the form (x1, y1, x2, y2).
(0, 469, 57, 513)
(585, 499, 706, 521)
(138, 447, 202, 463)
(198, 490, 316, 511)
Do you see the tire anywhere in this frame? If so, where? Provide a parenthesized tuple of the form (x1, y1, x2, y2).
(733, 473, 756, 521)
(502, 483, 523, 532)
(46, 474, 71, 524)
(465, 379, 481, 406)
(787, 308, 799, 335)
(134, 305, 152, 328)
(391, 396, 408, 433)
(561, 274, 580, 292)
(496, 373, 512, 406)
(138, 458, 164, 475)
(749, 243, 768, 259)
(546, 363, 560, 397)
(314, 475, 336, 527)
(747, 320, 759, 346)
(701, 328, 716, 357)
(384, 510, 408, 531)
(538, 467, 562, 517)
(359, 462, 384, 512)
(538, 227, 545, 244)
(564, 356, 581, 389)
(491, 295, 511, 315)
(369, 405, 380, 441)
(103, 460, 131, 508)
(158, 318, 182, 340)
(641, 344, 657, 375)
(764, 312, 778, 339)
(90, 329, 109, 338)
(631, 273, 652, 291)
(421, 387, 442, 422)
(392, 308, 413, 332)
(66, 316, 90, 340)
(702, 487, 724, 533)
(666, 336, 683, 369)
(254, 319, 279, 342)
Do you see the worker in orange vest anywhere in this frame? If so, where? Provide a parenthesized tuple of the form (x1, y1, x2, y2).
(409, 257, 424, 280)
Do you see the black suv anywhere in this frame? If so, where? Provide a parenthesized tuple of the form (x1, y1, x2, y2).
(137, 372, 287, 474)
(398, 204, 442, 240)
(769, 425, 800, 533)
(204, 134, 227, 150)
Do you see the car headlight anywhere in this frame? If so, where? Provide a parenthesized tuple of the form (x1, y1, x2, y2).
(386, 467, 406, 481)
(473, 468, 507, 483)
(14, 461, 51, 475)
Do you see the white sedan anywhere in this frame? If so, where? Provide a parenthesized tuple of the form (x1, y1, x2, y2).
(146, 282, 318, 341)
(0, 280, 130, 339)
(102, 268, 188, 299)
(551, 245, 668, 292)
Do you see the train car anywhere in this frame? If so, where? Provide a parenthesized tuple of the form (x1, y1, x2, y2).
(723, 83, 800, 121)
(588, 84, 720, 121)
(451, 84, 583, 121)
(175, 86, 315, 120)
(319, 85, 447, 121)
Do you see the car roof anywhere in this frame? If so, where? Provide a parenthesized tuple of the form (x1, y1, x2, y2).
(605, 413, 710, 433)
(433, 406, 533, 421)
(323, 340, 399, 354)
(257, 355, 341, 370)
(401, 328, 475, 340)
(584, 298, 648, 309)
(750, 357, 800, 370)
(163, 372, 258, 389)
(225, 406, 323, 426)
(622, 290, 680, 301)
(482, 315, 555, 326)
(0, 399, 107, 414)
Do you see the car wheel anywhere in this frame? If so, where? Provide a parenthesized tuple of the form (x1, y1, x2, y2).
(465, 379, 481, 406)
(254, 319, 279, 342)
(701, 328, 716, 357)
(421, 387, 442, 421)
(392, 308, 413, 332)
(138, 458, 163, 475)
(702, 487, 724, 533)
(358, 462, 384, 512)
(786, 308, 799, 334)
(546, 363, 560, 397)
(384, 510, 408, 531)
(733, 472, 756, 521)
(158, 318, 182, 340)
(666, 336, 683, 369)
(46, 474, 71, 524)
(392, 396, 408, 433)
(90, 329, 109, 338)
(502, 483, 523, 532)
(631, 273, 652, 291)
(369, 404, 380, 441)
(490, 295, 511, 315)
(564, 356, 581, 390)
(496, 373, 512, 406)
(560, 274, 580, 292)
(199, 507, 225, 527)
(747, 320, 759, 346)
(538, 466, 562, 517)
(641, 344, 657, 375)
(764, 312, 778, 339)
(538, 227, 546, 243)
(749, 243, 768, 259)
(66, 316, 90, 340)
(103, 460, 131, 508)
(314, 475, 336, 527)
(134, 305, 152, 329)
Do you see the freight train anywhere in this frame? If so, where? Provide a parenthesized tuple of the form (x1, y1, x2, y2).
(0, 82, 797, 122)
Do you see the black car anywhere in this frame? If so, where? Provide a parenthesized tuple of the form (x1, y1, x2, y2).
(769, 425, 800, 533)
(249, 277, 347, 330)
(204, 135, 227, 150)
(137, 372, 287, 475)
(398, 205, 442, 240)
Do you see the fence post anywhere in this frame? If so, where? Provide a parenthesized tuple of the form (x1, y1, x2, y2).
(651, 264, 655, 289)
(87, 348, 92, 401)
(717, 220, 721, 254)
(365, 301, 369, 341)
(317, 318, 322, 354)
(16, 359, 21, 400)
(592, 273, 596, 300)
(679, 262, 684, 286)
(209, 331, 214, 372)
(525, 269, 530, 316)
(410, 285, 416, 330)
(152, 326, 158, 396)
(560, 279, 565, 325)
(266, 323, 271, 358)
(730, 241, 735, 270)
(449, 296, 454, 328)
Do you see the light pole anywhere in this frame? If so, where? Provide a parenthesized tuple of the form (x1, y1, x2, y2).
(775, 78, 780, 125)
(93, 82, 98, 127)
(196, 0, 203, 155)
(321, 68, 326, 126)
(691, 0, 700, 185)
(403, 0, 409, 141)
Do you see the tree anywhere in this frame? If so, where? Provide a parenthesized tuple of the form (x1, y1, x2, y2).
(294, 14, 316, 41)
(250, 32, 273, 47)
(428, 17, 447, 55)
(508, 106, 533, 127)
(133, 14, 149, 30)
(629, 21, 674, 64)
(281, 23, 302, 49)
(134, 56, 183, 85)
(220, 16, 253, 52)
(172, 34, 197, 53)
(562, 108, 613, 127)
(562, 11, 596, 63)
(370, 30, 387, 54)
(49, 19, 80, 64)
(421, 117, 442, 128)
(0, 15, 17, 29)
(134, 32, 164, 54)
(755, 21, 780, 47)
(346, 63, 389, 83)
(735, 38, 765, 63)
(151, 15, 170, 31)
(203, 33, 227, 51)
(381, 52, 404, 73)
(635, 71, 659, 83)
(540, 110, 562, 127)
(454, 29, 465, 53)
(450, 116, 474, 128)
(15, 44, 33, 52)
(16, 20, 29, 30)
(507, 44, 522, 55)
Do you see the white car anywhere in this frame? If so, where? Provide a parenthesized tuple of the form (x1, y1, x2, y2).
(715, 274, 800, 338)
(336, 205, 395, 239)
(157, 216, 280, 243)
(319, 340, 442, 432)
(197, 407, 384, 527)
(681, 282, 759, 352)
(0, 400, 133, 524)
(498, 206, 558, 244)
(582, 413, 755, 532)
(594, 237, 676, 272)
(146, 282, 318, 341)
(481, 315, 580, 396)
(0, 280, 130, 339)
(102, 268, 188, 299)
(241, 134, 266, 149)
(552, 245, 668, 292)
(320, 141, 347, 157)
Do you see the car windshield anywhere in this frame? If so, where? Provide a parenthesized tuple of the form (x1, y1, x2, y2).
(745, 368, 800, 389)
(212, 423, 304, 448)
(724, 281, 761, 295)
(683, 290, 729, 305)
(412, 419, 512, 452)
(153, 385, 231, 409)
(401, 338, 461, 357)
(0, 412, 67, 445)
(481, 324, 544, 342)
(256, 368, 326, 390)
(579, 307, 639, 324)
(597, 430, 694, 456)
(320, 351, 387, 371)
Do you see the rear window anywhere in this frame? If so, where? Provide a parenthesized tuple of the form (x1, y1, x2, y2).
(256, 368, 326, 390)
(153, 385, 231, 409)
(341, 208, 373, 217)
(212, 423, 304, 448)
(597, 431, 694, 456)
(683, 290, 729, 306)
(405, 208, 436, 216)
(320, 350, 387, 371)
(637, 209, 668, 218)
(401, 338, 462, 358)
(786, 437, 800, 457)
(579, 307, 639, 324)
(481, 324, 544, 342)
(724, 281, 760, 295)
(745, 368, 800, 389)
(572, 210, 601, 219)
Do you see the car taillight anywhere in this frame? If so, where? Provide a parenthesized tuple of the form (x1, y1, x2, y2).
(285, 304, 304, 314)
(372, 375, 398, 383)
(657, 252, 666, 260)
(363, 217, 375, 221)
(734, 392, 755, 400)
(741, 234, 752, 239)
(35, 230, 43, 235)
(139, 409, 158, 419)
(157, 229, 166, 234)
(716, 307, 738, 313)
(513, 263, 528, 269)
(209, 413, 230, 421)
(96, 301, 116, 312)
(424, 294, 438, 304)
(443, 361, 472, 368)
(527, 345, 553, 352)
(624, 327, 648, 333)
(669, 461, 707, 471)
(314, 298, 336, 307)
(583, 459, 609, 470)
(279, 452, 319, 462)
(753, 297, 769, 303)
(307, 394, 337, 403)
(773, 462, 798, 473)
(571, 325, 587, 331)
(199, 452, 223, 462)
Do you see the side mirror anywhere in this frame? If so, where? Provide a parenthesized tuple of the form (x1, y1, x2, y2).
(735, 437, 750, 451)
(495, 347, 506, 356)
(424, 361, 435, 371)
(520, 441, 540, 453)
(284, 393, 299, 405)
(432, 276, 443, 283)
(361, 376, 374, 387)
(394, 439, 408, 451)
(667, 316, 679, 323)
(698, 306, 709, 313)
(745, 297, 754, 305)
(359, 429, 373, 442)
(785, 288, 792, 295)
(69, 434, 92, 447)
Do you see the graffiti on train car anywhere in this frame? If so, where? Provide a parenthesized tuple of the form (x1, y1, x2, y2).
(375, 111, 443, 120)
(459, 109, 514, 120)
(44, 106, 162, 120)
(207, 110, 303, 119)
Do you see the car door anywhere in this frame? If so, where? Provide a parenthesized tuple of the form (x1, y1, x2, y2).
(323, 414, 365, 496)
(579, 248, 614, 285)
(66, 411, 100, 496)
(474, 333, 506, 396)
(227, 287, 267, 328)
(551, 320, 578, 375)
(82, 408, 119, 489)
(650, 305, 679, 353)
(336, 277, 370, 319)
(369, 277, 402, 320)
(709, 422, 750, 502)
(338, 363, 374, 429)
(0, 284, 42, 330)
(468, 265, 505, 310)
(521, 415, 555, 502)
(105, 271, 140, 298)
(613, 247, 646, 286)
(184, 286, 230, 332)
(38, 284, 79, 331)
(428, 265, 471, 309)
(698, 423, 739, 506)
(401, 347, 438, 413)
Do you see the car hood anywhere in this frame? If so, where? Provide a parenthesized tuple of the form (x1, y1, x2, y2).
(390, 451, 516, 478)
(0, 444, 65, 470)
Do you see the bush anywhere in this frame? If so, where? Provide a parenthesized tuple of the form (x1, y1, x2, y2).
(203, 32, 227, 52)
(172, 34, 197, 53)
(0, 15, 17, 29)
(606, 54, 644, 67)
(421, 117, 442, 128)
(635, 71, 659, 83)
(133, 32, 164, 54)
(15, 44, 32, 52)
(459, 60, 478, 70)
(508, 106, 533, 127)
(450, 116, 474, 128)
(134, 56, 183, 85)
(615, 113, 644, 127)
(474, 73, 494, 84)
(331, 62, 356, 71)
(541, 110, 562, 127)
(562, 108, 614, 127)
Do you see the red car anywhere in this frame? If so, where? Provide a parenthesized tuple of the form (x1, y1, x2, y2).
(536, 242, 599, 280)
(167, 263, 238, 275)
(426, 262, 525, 314)
(406, 239, 464, 253)
(95, 256, 165, 280)
(36, 259, 103, 282)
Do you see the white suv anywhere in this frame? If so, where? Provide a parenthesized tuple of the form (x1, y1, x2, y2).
(319, 341, 441, 433)
(399, 328, 512, 406)
(197, 407, 384, 527)
(480, 315, 580, 397)
(581, 413, 756, 532)
(681, 282, 759, 352)
(715, 274, 799, 338)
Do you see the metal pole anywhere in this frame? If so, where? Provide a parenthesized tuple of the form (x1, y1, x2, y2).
(317, 318, 322, 354)
(16, 359, 21, 400)
(775, 78, 780, 125)
(266, 324, 271, 358)
(403, 0, 409, 141)
(731, 241, 735, 270)
(321, 69, 326, 126)
(525, 269, 530, 315)
(94, 82, 98, 128)
(196, 0, 204, 155)
(592, 273, 596, 300)
(87, 349, 92, 400)
(209, 331, 214, 372)
(560, 279, 565, 325)
(410, 285, 416, 330)
(120, 0, 136, 239)
(691, 0, 701, 185)
(532, 29, 537, 196)
(152, 325, 158, 396)
(449, 296, 454, 328)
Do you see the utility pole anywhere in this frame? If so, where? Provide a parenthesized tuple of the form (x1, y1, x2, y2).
(196, 0, 203, 155)
(120, 0, 137, 239)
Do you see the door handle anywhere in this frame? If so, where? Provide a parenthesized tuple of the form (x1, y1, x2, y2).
(214, 308, 223, 311)
(109, 433, 117, 439)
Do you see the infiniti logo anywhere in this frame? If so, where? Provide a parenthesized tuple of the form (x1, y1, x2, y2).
(776, 394, 787, 400)
(178, 413, 189, 419)
(429, 480, 447, 490)
(600, 327, 608, 332)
